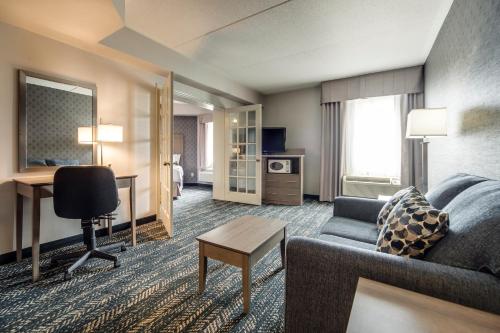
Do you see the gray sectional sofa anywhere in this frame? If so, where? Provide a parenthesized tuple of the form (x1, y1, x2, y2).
(285, 173, 500, 332)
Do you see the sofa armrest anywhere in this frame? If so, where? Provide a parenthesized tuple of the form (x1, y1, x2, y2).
(333, 196, 386, 223)
(285, 236, 500, 333)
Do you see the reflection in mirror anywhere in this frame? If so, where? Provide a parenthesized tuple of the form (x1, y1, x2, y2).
(19, 71, 97, 171)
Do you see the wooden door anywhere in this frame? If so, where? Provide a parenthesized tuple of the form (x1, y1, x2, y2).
(224, 104, 262, 205)
(158, 73, 173, 235)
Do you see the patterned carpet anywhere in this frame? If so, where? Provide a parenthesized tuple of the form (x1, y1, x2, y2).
(0, 187, 332, 332)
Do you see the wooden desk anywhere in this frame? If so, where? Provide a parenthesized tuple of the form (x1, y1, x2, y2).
(14, 174, 138, 282)
(196, 215, 287, 314)
(347, 278, 500, 333)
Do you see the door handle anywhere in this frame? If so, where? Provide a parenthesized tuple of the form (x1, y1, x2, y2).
(163, 162, 171, 166)
(256, 158, 261, 162)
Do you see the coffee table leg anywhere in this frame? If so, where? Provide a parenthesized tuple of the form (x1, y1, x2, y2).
(280, 229, 286, 269)
(199, 243, 207, 293)
(242, 255, 251, 313)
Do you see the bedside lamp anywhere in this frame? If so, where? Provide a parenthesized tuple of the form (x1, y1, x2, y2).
(97, 124, 123, 166)
(406, 108, 447, 192)
(77, 126, 94, 144)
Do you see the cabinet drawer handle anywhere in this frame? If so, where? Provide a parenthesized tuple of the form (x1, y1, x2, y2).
(286, 181, 297, 183)
(287, 194, 296, 196)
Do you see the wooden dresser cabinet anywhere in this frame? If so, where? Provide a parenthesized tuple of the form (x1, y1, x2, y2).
(262, 149, 305, 206)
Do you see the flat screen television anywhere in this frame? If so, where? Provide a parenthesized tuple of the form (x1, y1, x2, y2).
(262, 127, 286, 153)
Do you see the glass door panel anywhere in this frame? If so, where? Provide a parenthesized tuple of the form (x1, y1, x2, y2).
(238, 144, 247, 159)
(247, 161, 256, 177)
(229, 161, 237, 176)
(238, 161, 246, 177)
(225, 105, 262, 205)
(238, 128, 246, 144)
(238, 178, 246, 193)
(229, 177, 237, 192)
(247, 178, 256, 194)
(248, 127, 256, 143)
(238, 112, 247, 127)
(248, 111, 256, 126)
(247, 144, 256, 160)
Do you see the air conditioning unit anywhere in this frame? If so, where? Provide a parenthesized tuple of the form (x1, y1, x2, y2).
(342, 175, 401, 199)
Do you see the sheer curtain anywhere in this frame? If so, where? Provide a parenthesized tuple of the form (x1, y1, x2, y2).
(320, 102, 345, 202)
(345, 95, 402, 180)
(198, 114, 213, 171)
(204, 122, 213, 170)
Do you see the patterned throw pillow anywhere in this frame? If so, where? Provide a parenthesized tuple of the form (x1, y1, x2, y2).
(376, 187, 415, 231)
(376, 188, 449, 258)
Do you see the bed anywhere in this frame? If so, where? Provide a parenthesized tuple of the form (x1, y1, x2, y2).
(173, 134, 184, 198)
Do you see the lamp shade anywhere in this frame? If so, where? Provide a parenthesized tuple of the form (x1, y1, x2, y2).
(406, 108, 447, 138)
(97, 124, 123, 142)
(77, 126, 94, 144)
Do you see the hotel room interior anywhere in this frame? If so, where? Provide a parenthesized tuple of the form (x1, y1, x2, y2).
(0, 1, 499, 332)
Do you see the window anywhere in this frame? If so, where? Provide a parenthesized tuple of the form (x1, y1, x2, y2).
(345, 95, 401, 180)
(203, 122, 214, 170)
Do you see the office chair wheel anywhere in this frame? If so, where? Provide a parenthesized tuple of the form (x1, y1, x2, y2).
(114, 260, 121, 268)
(120, 245, 127, 252)
(64, 271, 73, 281)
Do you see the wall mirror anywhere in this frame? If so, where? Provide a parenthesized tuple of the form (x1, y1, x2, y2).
(18, 70, 97, 172)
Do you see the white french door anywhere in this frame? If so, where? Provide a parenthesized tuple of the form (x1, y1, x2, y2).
(224, 105, 262, 205)
(158, 73, 173, 235)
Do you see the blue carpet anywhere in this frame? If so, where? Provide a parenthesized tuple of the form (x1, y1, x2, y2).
(0, 187, 332, 332)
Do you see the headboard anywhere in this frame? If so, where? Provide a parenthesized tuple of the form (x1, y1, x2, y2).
(173, 134, 184, 164)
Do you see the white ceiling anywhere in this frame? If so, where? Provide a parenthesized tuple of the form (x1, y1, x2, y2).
(173, 101, 212, 116)
(123, 0, 454, 94)
(0, 0, 454, 97)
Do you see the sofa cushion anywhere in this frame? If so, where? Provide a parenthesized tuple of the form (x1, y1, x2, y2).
(318, 234, 375, 250)
(426, 173, 488, 210)
(376, 188, 449, 258)
(426, 180, 500, 276)
(376, 186, 415, 230)
(320, 217, 379, 244)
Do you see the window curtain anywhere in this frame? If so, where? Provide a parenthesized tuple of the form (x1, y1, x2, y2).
(197, 114, 213, 170)
(400, 93, 424, 190)
(320, 102, 345, 202)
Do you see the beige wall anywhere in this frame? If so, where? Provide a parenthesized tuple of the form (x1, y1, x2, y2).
(263, 87, 321, 195)
(0, 22, 163, 255)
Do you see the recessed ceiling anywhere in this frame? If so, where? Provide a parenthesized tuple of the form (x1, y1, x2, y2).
(173, 101, 212, 116)
(124, 0, 287, 48)
(123, 0, 453, 94)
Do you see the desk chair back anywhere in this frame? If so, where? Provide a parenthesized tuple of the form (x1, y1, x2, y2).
(54, 166, 118, 220)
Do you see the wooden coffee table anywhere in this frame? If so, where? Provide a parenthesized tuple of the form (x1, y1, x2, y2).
(196, 215, 287, 313)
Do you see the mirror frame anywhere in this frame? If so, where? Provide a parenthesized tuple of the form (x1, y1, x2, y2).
(18, 70, 98, 172)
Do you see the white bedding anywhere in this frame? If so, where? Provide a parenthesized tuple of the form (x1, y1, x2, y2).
(173, 164, 184, 196)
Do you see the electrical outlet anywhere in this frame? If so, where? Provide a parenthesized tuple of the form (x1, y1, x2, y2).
(190, 172, 194, 178)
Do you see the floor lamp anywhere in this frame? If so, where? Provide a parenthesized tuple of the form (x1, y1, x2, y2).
(97, 123, 123, 167)
(406, 108, 447, 193)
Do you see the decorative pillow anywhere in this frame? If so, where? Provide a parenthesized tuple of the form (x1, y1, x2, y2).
(376, 188, 449, 258)
(173, 154, 181, 165)
(376, 186, 415, 231)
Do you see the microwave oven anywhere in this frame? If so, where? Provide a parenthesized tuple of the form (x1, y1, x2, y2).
(268, 159, 291, 173)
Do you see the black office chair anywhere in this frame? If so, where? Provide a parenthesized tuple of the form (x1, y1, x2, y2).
(52, 166, 126, 280)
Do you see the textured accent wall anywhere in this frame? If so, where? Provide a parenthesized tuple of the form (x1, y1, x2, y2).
(425, 0, 500, 187)
(27, 84, 93, 165)
(174, 116, 198, 183)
